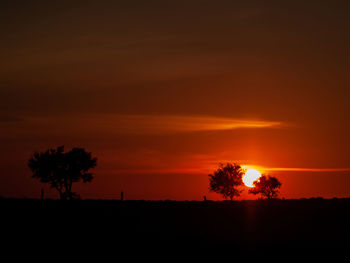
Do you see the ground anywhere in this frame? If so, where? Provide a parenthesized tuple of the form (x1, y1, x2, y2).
(1, 198, 349, 256)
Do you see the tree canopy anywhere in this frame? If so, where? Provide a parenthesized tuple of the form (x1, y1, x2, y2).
(208, 163, 244, 200)
(28, 146, 97, 200)
(249, 175, 282, 199)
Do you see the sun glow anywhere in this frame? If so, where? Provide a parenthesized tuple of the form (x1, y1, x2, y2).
(243, 169, 262, 187)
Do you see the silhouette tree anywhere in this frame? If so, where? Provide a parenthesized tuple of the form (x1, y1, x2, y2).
(249, 175, 282, 199)
(28, 146, 97, 200)
(208, 163, 244, 200)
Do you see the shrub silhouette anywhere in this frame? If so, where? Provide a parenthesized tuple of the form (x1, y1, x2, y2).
(249, 175, 281, 199)
(208, 163, 244, 200)
(28, 146, 97, 200)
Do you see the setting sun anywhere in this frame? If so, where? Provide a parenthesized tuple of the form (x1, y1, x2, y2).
(243, 169, 262, 187)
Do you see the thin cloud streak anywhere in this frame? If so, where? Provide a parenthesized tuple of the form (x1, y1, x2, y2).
(92, 114, 283, 134)
(99, 166, 350, 176)
(2, 114, 283, 136)
(241, 164, 350, 174)
(266, 167, 350, 172)
(103, 166, 350, 175)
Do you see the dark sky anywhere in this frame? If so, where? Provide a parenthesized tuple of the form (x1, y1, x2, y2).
(1, 0, 350, 199)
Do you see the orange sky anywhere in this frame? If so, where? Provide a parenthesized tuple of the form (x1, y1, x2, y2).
(1, 1, 350, 200)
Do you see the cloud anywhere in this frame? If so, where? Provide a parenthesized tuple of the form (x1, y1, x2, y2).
(243, 165, 350, 173)
(0, 114, 282, 138)
(91, 114, 282, 134)
(58, 114, 283, 135)
(266, 167, 350, 172)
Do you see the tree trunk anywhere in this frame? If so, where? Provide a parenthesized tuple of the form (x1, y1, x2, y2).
(58, 190, 66, 200)
(64, 180, 73, 200)
(56, 184, 67, 200)
(267, 192, 272, 200)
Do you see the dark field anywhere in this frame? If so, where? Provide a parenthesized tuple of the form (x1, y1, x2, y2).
(2, 198, 349, 255)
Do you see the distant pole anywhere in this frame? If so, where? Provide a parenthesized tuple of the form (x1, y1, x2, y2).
(41, 188, 44, 200)
(121, 191, 124, 201)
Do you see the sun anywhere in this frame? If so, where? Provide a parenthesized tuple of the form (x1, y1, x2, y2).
(243, 169, 262, 187)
